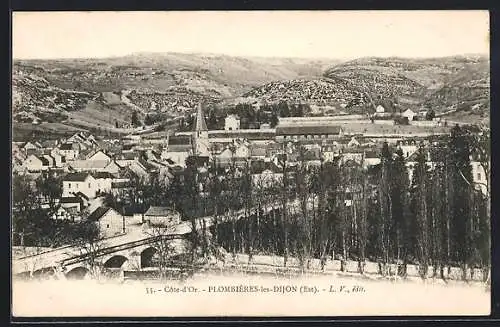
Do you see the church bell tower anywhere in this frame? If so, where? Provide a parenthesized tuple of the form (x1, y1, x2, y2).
(192, 103, 209, 157)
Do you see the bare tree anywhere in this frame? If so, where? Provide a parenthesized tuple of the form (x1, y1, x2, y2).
(277, 143, 290, 267)
(143, 222, 178, 280)
(294, 147, 314, 270)
(73, 220, 107, 279)
(411, 146, 430, 279)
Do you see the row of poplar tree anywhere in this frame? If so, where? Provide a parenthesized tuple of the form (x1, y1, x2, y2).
(112, 124, 490, 280)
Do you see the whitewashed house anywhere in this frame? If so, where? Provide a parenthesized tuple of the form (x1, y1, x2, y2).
(87, 207, 125, 238)
(68, 159, 119, 173)
(24, 155, 45, 172)
(22, 141, 41, 156)
(93, 172, 115, 195)
(87, 150, 112, 163)
(235, 143, 250, 159)
(62, 173, 95, 198)
(402, 109, 416, 121)
(61, 172, 112, 199)
(471, 161, 488, 196)
(143, 206, 181, 226)
(225, 114, 241, 131)
(58, 143, 79, 161)
(103, 161, 121, 174)
(215, 147, 234, 163)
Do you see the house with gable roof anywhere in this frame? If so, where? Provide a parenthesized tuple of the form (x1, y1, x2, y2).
(58, 143, 79, 161)
(87, 150, 112, 163)
(86, 206, 125, 238)
(143, 206, 181, 226)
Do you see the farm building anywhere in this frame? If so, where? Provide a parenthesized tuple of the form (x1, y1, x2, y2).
(143, 206, 181, 226)
(87, 206, 125, 238)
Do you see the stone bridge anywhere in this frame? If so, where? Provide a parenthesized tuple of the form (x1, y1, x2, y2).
(12, 201, 293, 280)
(13, 231, 188, 280)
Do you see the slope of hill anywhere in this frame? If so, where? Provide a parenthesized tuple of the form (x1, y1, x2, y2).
(12, 71, 97, 122)
(423, 60, 490, 114)
(323, 55, 489, 113)
(241, 77, 368, 108)
(327, 55, 488, 89)
(235, 55, 489, 122)
(15, 53, 340, 96)
(326, 64, 425, 102)
(12, 53, 341, 132)
(12, 53, 489, 134)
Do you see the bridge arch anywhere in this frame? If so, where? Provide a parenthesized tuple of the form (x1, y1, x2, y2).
(32, 267, 56, 279)
(140, 246, 158, 268)
(103, 255, 129, 269)
(65, 266, 90, 280)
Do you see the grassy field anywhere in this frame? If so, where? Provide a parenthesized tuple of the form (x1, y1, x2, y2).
(444, 111, 490, 126)
(327, 121, 451, 135)
(12, 122, 88, 141)
(66, 101, 135, 129)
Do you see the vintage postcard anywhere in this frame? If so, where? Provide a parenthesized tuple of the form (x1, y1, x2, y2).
(11, 10, 491, 317)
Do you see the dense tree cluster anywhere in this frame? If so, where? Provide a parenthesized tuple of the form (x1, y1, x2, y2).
(178, 101, 310, 132)
(14, 124, 489, 281)
(11, 173, 100, 248)
(109, 125, 490, 280)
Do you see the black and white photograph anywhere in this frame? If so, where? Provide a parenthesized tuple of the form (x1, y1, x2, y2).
(11, 10, 491, 317)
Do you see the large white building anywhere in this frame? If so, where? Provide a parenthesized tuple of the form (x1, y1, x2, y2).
(225, 114, 241, 131)
(402, 109, 416, 121)
(62, 172, 115, 199)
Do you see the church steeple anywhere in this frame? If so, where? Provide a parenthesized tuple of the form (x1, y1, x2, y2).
(192, 103, 209, 157)
(194, 103, 208, 132)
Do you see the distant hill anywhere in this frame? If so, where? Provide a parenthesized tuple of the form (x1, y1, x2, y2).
(325, 66, 424, 108)
(423, 60, 490, 111)
(234, 55, 489, 124)
(12, 53, 341, 134)
(240, 77, 368, 108)
(14, 52, 341, 96)
(11, 53, 490, 137)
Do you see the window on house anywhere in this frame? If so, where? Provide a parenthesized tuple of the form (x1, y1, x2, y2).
(106, 224, 110, 228)
(477, 173, 482, 181)
(76, 184, 79, 189)
(88, 183, 91, 188)
(68, 183, 71, 189)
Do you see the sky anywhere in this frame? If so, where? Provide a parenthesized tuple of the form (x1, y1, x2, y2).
(12, 11, 490, 60)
